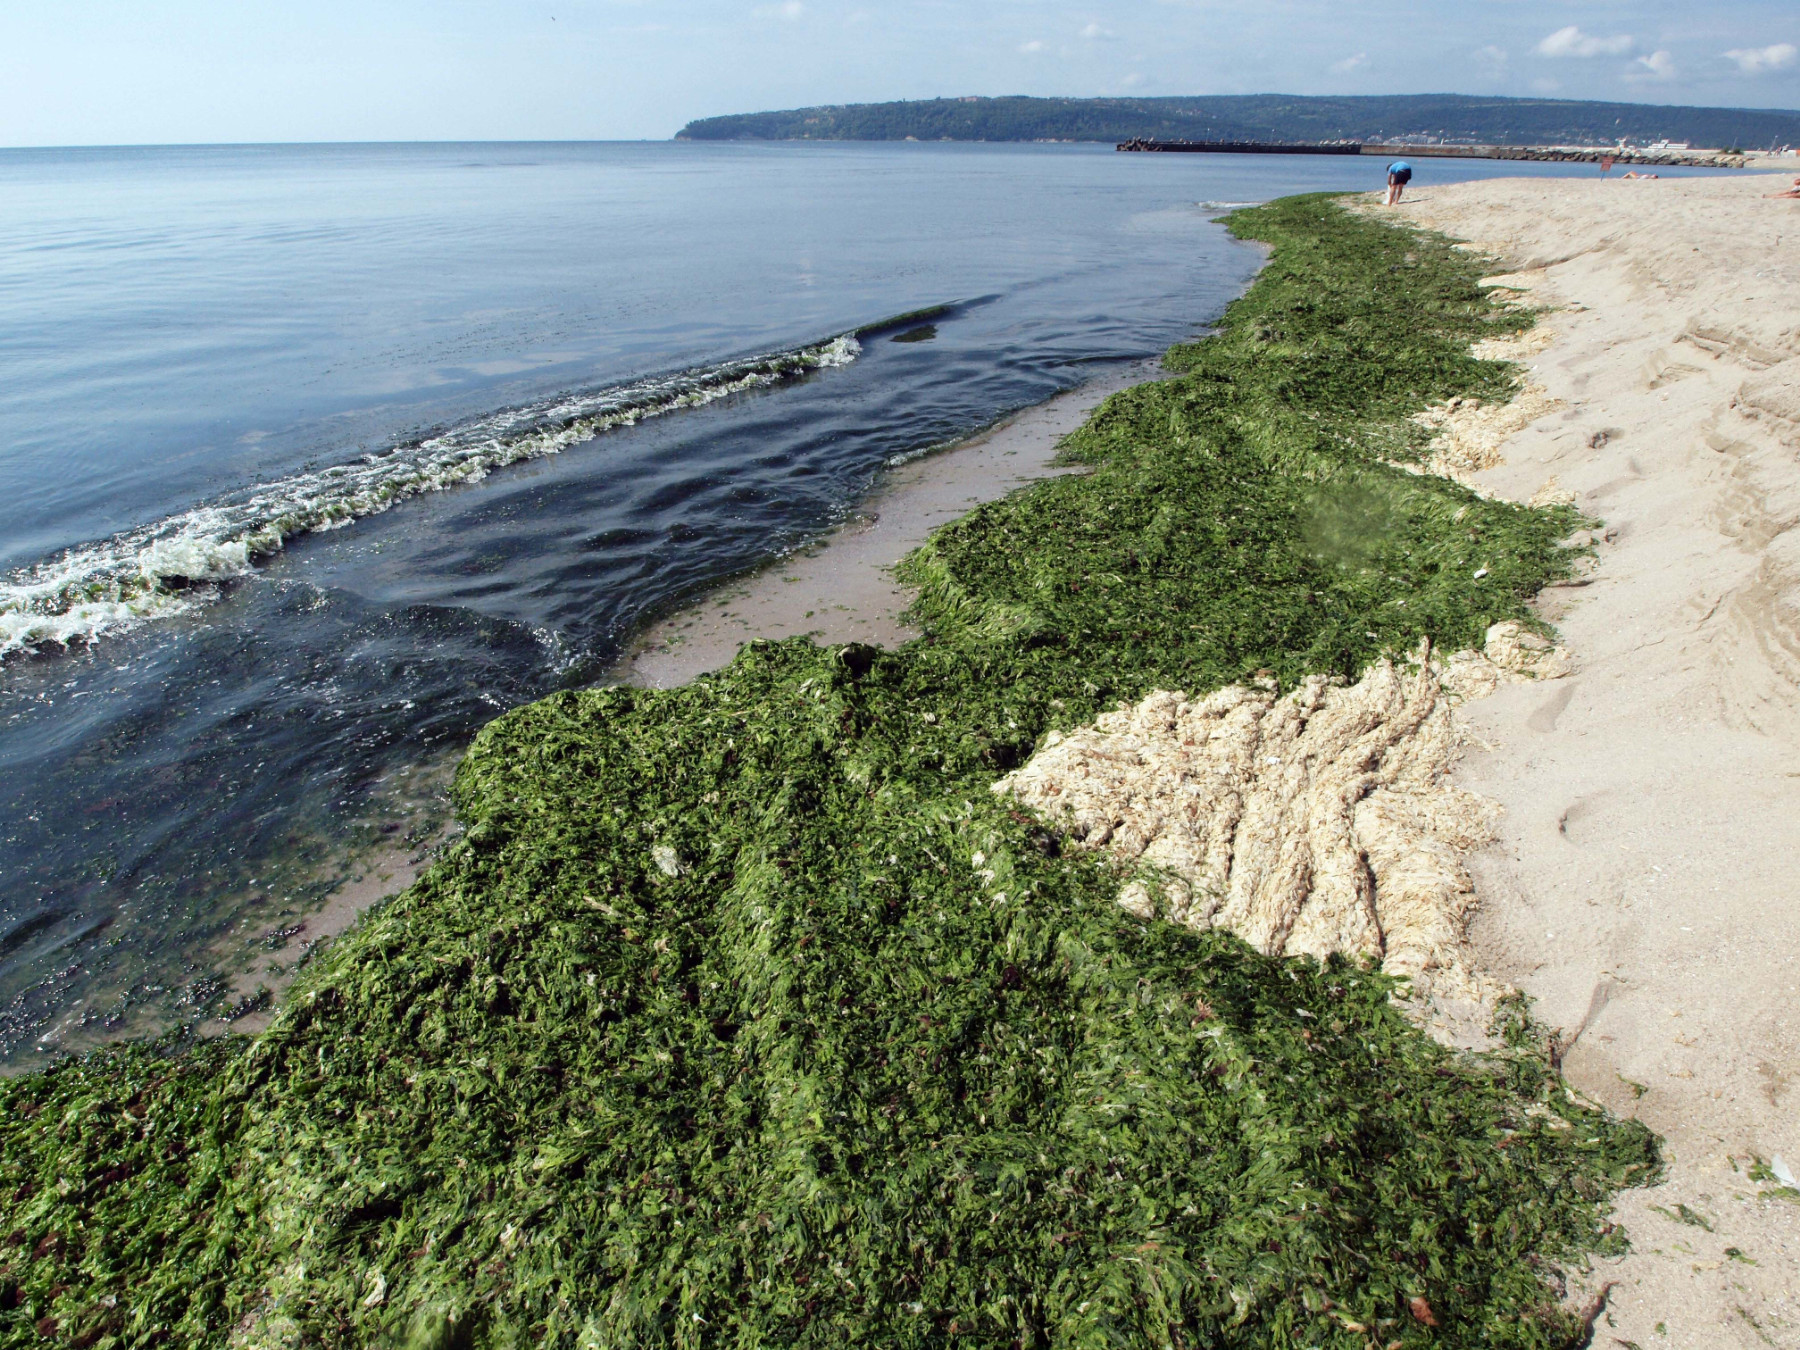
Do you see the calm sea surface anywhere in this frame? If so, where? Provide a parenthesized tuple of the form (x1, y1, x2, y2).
(0, 141, 1725, 1063)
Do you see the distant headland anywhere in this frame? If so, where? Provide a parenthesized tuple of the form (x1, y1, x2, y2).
(675, 92, 1800, 153)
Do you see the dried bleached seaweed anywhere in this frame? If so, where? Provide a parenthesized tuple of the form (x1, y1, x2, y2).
(998, 621, 1571, 1037)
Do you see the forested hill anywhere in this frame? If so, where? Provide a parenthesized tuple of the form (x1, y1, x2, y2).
(677, 93, 1800, 149)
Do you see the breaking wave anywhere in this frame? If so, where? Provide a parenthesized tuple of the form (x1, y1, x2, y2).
(1, 334, 861, 658)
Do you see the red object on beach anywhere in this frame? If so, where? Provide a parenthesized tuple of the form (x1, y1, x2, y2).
(1601, 155, 1615, 174)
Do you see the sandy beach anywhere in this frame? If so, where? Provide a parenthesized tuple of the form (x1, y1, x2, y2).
(1400, 173, 1800, 1347)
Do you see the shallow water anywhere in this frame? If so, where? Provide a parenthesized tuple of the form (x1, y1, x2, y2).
(0, 141, 1733, 1064)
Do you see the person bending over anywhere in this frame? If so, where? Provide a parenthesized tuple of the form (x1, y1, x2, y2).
(1386, 160, 1412, 206)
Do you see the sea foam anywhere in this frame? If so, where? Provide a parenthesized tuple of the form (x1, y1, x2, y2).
(0, 334, 861, 658)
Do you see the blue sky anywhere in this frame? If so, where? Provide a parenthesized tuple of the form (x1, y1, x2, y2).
(0, 1, 1795, 145)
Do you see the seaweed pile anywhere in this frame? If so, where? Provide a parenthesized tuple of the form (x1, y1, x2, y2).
(0, 197, 1659, 1349)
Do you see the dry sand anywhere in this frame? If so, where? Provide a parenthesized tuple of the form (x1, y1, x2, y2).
(1396, 173, 1800, 1348)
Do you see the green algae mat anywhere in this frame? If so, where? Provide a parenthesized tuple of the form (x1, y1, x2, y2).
(0, 197, 1658, 1349)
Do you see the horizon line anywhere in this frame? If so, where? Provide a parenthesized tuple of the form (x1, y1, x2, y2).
(0, 137, 682, 153)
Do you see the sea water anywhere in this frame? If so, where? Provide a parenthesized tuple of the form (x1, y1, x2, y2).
(0, 141, 1722, 1063)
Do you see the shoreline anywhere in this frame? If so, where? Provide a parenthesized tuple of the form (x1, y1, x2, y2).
(203, 822, 449, 1041)
(1402, 173, 1800, 1346)
(4, 361, 1166, 1070)
(615, 358, 1166, 689)
(203, 371, 1158, 1042)
(5, 754, 457, 1072)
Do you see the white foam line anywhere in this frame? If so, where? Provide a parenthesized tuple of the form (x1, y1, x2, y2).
(0, 334, 861, 659)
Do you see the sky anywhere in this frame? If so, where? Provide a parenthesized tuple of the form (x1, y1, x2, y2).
(0, 1, 1795, 146)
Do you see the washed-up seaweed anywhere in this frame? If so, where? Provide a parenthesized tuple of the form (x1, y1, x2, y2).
(0, 196, 1658, 1349)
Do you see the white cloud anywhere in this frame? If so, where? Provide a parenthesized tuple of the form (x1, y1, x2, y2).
(1475, 45, 1508, 71)
(1537, 26, 1633, 58)
(1629, 49, 1676, 79)
(1019, 39, 1045, 53)
(1080, 22, 1115, 41)
(753, 0, 803, 18)
(1724, 43, 1798, 74)
(1331, 52, 1369, 74)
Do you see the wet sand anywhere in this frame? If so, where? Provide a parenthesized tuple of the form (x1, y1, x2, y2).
(616, 359, 1165, 688)
(211, 830, 445, 1038)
